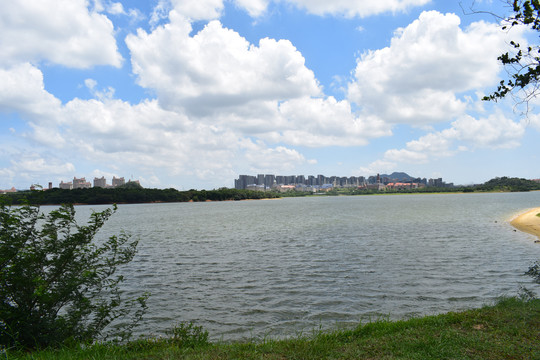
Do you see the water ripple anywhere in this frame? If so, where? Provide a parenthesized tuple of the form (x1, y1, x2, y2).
(75, 193, 540, 340)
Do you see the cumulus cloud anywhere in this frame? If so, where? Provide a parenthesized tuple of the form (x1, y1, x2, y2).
(0, 0, 122, 68)
(348, 11, 518, 125)
(276, 97, 392, 147)
(127, 15, 321, 115)
(125, 10, 396, 149)
(243, 142, 307, 173)
(0, 63, 62, 123)
(0, 150, 76, 188)
(380, 112, 525, 166)
(451, 113, 525, 149)
(13, 152, 76, 175)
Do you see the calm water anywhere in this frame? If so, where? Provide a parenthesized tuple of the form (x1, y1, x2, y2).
(70, 192, 540, 340)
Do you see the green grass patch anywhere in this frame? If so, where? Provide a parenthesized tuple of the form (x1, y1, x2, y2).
(5, 297, 540, 360)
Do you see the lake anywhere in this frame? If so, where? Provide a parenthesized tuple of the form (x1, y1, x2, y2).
(70, 192, 540, 340)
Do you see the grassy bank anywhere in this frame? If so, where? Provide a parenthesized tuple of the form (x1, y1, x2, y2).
(5, 297, 539, 360)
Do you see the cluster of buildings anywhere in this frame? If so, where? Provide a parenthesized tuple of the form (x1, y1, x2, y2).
(57, 176, 128, 190)
(0, 187, 17, 194)
(1, 177, 139, 192)
(56, 176, 140, 190)
(234, 173, 452, 192)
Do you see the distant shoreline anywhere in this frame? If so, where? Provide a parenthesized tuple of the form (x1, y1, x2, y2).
(510, 207, 540, 241)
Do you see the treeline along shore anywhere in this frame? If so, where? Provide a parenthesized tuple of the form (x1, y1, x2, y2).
(1, 186, 281, 205)
(2, 176, 539, 205)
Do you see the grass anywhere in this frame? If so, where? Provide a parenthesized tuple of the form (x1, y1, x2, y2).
(4, 297, 539, 360)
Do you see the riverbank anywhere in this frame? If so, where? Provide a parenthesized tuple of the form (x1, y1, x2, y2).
(8, 297, 540, 359)
(511, 207, 540, 241)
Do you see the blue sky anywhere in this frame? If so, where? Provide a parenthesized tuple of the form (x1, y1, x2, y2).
(1, 0, 539, 190)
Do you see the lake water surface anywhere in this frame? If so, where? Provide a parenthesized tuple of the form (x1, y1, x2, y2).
(71, 192, 540, 340)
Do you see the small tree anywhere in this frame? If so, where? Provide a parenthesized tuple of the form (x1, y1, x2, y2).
(0, 203, 148, 349)
(483, 0, 540, 109)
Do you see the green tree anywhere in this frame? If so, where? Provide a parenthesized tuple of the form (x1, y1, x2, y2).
(483, 0, 540, 108)
(0, 203, 148, 349)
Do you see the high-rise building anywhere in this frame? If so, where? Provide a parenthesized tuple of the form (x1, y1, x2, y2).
(59, 181, 73, 190)
(94, 176, 107, 188)
(235, 175, 256, 189)
(264, 174, 275, 189)
(112, 176, 125, 187)
(73, 177, 91, 189)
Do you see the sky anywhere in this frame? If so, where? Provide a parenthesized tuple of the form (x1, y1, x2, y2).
(1, 0, 540, 190)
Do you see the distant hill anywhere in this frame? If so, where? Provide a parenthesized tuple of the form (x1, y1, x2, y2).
(477, 177, 540, 192)
(380, 172, 415, 181)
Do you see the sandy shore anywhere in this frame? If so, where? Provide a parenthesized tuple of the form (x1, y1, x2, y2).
(510, 207, 540, 241)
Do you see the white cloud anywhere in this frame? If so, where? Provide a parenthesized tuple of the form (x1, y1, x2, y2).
(92, 0, 125, 15)
(276, 97, 392, 146)
(234, 0, 269, 17)
(85, 78, 98, 91)
(357, 159, 398, 176)
(383, 130, 457, 164)
(85, 79, 116, 101)
(170, 0, 224, 21)
(0, 150, 76, 188)
(150, 0, 172, 27)
(107, 2, 125, 15)
(451, 113, 525, 149)
(384, 148, 430, 163)
(126, 14, 321, 115)
(125, 11, 397, 149)
(243, 142, 307, 173)
(0, 64, 67, 148)
(285, 0, 431, 18)
(377, 111, 525, 166)
(0, 0, 122, 68)
(348, 11, 517, 125)
(0, 63, 62, 123)
(59, 98, 251, 186)
(13, 153, 76, 175)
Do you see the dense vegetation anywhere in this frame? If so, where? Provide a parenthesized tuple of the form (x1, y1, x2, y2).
(0, 204, 147, 349)
(5, 297, 539, 359)
(474, 176, 540, 192)
(1, 187, 280, 205)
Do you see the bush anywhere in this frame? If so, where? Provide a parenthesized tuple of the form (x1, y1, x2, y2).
(168, 322, 209, 349)
(0, 203, 148, 349)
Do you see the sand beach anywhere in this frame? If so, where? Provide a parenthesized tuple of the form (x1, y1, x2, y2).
(510, 207, 540, 241)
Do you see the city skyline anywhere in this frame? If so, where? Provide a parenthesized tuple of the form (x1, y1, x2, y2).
(1, 1, 540, 190)
(234, 172, 450, 191)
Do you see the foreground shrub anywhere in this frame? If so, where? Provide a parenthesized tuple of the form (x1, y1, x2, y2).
(168, 322, 209, 349)
(0, 203, 148, 349)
